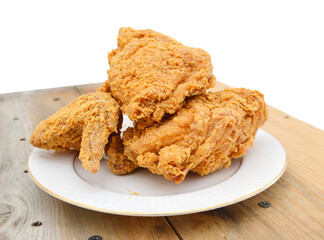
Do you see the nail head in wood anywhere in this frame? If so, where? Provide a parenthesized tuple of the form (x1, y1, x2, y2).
(53, 97, 60, 101)
(258, 201, 272, 208)
(88, 236, 103, 240)
(31, 221, 42, 227)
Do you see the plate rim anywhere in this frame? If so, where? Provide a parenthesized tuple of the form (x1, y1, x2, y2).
(28, 130, 287, 216)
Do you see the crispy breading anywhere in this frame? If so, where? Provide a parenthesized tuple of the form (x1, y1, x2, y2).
(30, 92, 120, 173)
(105, 132, 138, 175)
(123, 88, 268, 183)
(98, 27, 215, 122)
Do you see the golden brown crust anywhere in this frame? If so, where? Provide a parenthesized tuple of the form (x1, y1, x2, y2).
(29, 28, 269, 184)
(30, 92, 120, 173)
(105, 132, 138, 175)
(191, 88, 268, 175)
(99, 27, 215, 122)
(123, 88, 268, 183)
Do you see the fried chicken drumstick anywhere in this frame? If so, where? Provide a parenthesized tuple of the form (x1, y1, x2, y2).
(30, 92, 120, 173)
(98, 27, 215, 123)
(123, 88, 268, 183)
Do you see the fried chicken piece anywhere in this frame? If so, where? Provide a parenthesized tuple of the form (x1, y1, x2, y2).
(98, 27, 215, 123)
(105, 132, 138, 175)
(123, 88, 268, 183)
(191, 89, 268, 175)
(30, 92, 120, 173)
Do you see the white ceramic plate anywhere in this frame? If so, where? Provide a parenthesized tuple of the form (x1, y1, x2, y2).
(28, 129, 286, 216)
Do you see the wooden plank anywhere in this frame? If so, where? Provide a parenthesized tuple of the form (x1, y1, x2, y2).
(4, 82, 323, 239)
(167, 82, 324, 239)
(0, 87, 178, 239)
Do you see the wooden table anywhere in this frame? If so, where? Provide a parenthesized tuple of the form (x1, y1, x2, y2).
(0, 82, 323, 240)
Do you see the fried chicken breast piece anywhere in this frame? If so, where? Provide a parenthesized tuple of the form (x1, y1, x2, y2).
(30, 92, 120, 173)
(123, 88, 268, 183)
(105, 132, 138, 175)
(98, 27, 215, 123)
(191, 89, 268, 175)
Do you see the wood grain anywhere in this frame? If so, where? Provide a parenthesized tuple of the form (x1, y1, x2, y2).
(1, 82, 323, 239)
(0, 86, 178, 240)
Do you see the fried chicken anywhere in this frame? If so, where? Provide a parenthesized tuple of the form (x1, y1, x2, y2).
(97, 27, 215, 123)
(105, 132, 138, 175)
(123, 88, 268, 183)
(30, 92, 120, 173)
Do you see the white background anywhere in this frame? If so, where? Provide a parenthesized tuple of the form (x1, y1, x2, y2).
(0, 0, 323, 130)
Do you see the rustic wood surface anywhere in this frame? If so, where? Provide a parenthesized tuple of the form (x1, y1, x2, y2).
(0, 82, 323, 239)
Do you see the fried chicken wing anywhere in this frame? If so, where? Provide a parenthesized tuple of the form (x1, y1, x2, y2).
(98, 27, 215, 123)
(30, 92, 120, 173)
(123, 88, 268, 183)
